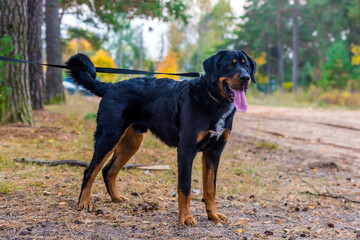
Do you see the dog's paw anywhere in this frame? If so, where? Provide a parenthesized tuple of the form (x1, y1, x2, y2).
(179, 215, 197, 226)
(208, 211, 227, 223)
(78, 199, 94, 212)
(111, 194, 129, 203)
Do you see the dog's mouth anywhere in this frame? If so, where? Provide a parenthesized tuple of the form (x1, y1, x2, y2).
(223, 81, 248, 112)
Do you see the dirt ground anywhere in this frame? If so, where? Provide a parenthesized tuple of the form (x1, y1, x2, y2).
(1, 101, 360, 239)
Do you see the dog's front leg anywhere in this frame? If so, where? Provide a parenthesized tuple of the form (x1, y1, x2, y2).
(177, 147, 197, 226)
(202, 149, 227, 223)
(202, 129, 229, 223)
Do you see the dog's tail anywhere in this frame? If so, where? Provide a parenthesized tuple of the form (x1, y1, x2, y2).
(66, 54, 108, 97)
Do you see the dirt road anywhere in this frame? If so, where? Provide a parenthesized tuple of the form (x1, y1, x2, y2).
(1, 103, 360, 239)
(233, 106, 360, 161)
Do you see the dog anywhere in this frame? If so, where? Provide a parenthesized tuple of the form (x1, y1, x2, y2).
(66, 50, 256, 226)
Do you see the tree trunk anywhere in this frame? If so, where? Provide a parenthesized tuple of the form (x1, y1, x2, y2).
(265, 30, 272, 94)
(27, 0, 44, 110)
(0, 0, 33, 125)
(292, 0, 299, 93)
(277, 8, 284, 92)
(45, 0, 65, 104)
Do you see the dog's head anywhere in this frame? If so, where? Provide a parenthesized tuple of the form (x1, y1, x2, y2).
(203, 50, 256, 112)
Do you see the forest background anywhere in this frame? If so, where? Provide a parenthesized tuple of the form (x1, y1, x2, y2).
(0, 0, 360, 125)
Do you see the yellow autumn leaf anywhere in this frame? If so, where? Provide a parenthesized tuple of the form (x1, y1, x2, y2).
(235, 228, 246, 235)
(351, 44, 360, 65)
(157, 51, 180, 81)
(90, 50, 118, 83)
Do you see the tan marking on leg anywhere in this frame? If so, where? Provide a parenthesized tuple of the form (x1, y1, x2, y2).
(105, 126, 144, 202)
(178, 191, 197, 226)
(78, 127, 131, 211)
(202, 151, 227, 223)
(78, 149, 116, 211)
(197, 131, 207, 144)
(223, 128, 230, 142)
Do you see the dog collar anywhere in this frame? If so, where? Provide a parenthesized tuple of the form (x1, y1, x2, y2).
(207, 89, 221, 103)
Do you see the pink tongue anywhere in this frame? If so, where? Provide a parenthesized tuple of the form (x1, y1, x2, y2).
(232, 89, 248, 112)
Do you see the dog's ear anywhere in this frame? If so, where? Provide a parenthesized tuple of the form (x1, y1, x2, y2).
(203, 50, 226, 82)
(240, 50, 257, 83)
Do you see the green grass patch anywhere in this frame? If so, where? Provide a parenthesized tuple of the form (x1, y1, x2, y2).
(0, 181, 13, 194)
(258, 141, 278, 150)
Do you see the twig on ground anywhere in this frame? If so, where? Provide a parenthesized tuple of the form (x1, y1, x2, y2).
(296, 174, 360, 204)
(65, 216, 76, 238)
(300, 190, 360, 204)
(14, 158, 169, 170)
(14, 158, 89, 167)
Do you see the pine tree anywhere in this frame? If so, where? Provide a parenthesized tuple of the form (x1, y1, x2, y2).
(0, 0, 33, 125)
(45, 0, 65, 104)
(27, 0, 44, 110)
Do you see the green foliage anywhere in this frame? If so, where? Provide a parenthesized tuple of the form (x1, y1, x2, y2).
(0, 34, 14, 111)
(186, 0, 235, 72)
(320, 41, 351, 89)
(349, 0, 360, 26)
(60, 0, 188, 30)
(66, 28, 103, 50)
(84, 113, 97, 120)
(223, 0, 360, 92)
(282, 82, 293, 92)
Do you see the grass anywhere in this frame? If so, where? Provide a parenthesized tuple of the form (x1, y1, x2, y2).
(247, 85, 360, 110)
(258, 141, 278, 150)
(0, 93, 283, 201)
(1, 94, 359, 239)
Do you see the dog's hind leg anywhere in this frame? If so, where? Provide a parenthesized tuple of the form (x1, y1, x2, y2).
(78, 123, 125, 211)
(102, 125, 144, 202)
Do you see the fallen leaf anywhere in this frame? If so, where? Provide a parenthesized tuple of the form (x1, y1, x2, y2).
(235, 228, 246, 235)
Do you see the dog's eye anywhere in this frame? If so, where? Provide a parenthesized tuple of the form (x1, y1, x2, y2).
(244, 65, 249, 69)
(227, 64, 233, 68)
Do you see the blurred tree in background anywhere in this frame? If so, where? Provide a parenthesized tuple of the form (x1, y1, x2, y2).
(224, 0, 360, 93)
(45, 0, 65, 105)
(27, 0, 44, 110)
(0, 0, 33, 125)
(2, 0, 360, 126)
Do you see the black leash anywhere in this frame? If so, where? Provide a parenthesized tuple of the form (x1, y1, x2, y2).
(0, 55, 201, 78)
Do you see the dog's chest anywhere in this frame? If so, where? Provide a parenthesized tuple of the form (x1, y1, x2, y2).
(214, 105, 235, 132)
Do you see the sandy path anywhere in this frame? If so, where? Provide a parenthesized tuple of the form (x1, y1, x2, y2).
(232, 106, 360, 161)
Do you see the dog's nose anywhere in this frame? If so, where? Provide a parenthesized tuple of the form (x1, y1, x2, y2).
(240, 74, 250, 82)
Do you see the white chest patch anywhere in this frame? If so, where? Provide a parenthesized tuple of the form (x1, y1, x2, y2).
(215, 105, 235, 132)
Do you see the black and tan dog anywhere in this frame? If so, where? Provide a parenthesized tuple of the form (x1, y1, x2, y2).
(66, 50, 256, 226)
